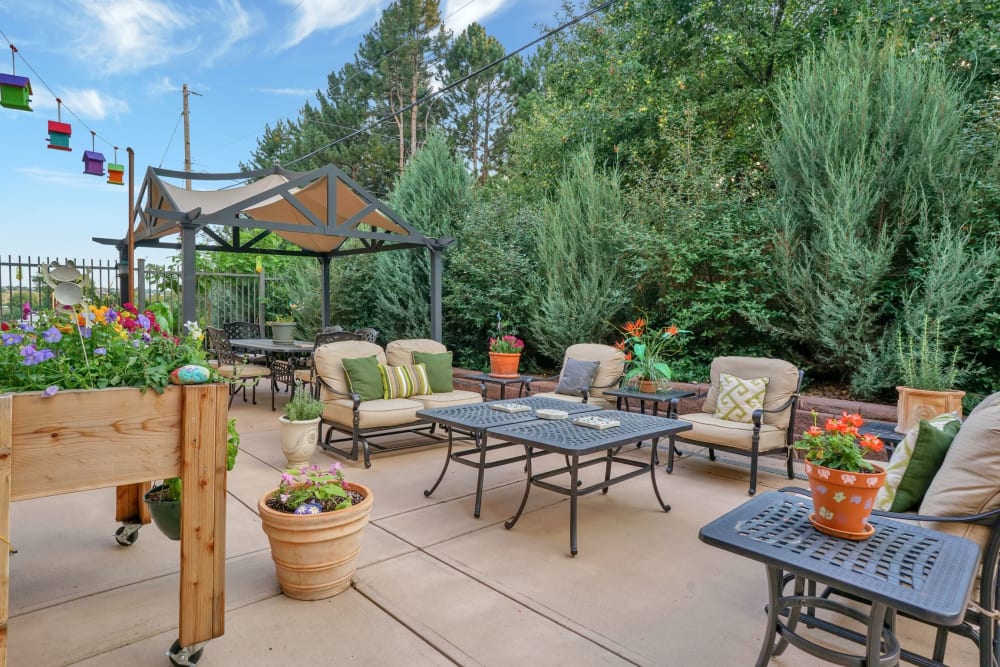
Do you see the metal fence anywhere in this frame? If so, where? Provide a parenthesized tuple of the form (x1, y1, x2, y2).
(1, 255, 279, 330)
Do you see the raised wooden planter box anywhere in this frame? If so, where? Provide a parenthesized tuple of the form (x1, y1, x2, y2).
(0, 384, 228, 664)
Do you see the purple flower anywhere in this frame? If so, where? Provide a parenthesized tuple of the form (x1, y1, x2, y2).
(279, 494, 290, 503)
(20, 346, 54, 366)
(94, 347, 107, 355)
(138, 314, 151, 330)
(42, 327, 62, 343)
(42, 385, 59, 397)
(80, 326, 92, 339)
(19, 322, 34, 333)
(104, 309, 118, 324)
(1, 333, 23, 346)
(281, 473, 295, 484)
(132, 340, 141, 348)
(141, 332, 151, 343)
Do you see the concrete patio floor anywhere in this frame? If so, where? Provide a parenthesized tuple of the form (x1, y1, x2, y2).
(9, 386, 979, 666)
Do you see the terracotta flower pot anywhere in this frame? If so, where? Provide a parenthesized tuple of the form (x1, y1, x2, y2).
(895, 386, 965, 434)
(638, 379, 658, 393)
(805, 461, 886, 540)
(258, 483, 373, 600)
(489, 351, 521, 378)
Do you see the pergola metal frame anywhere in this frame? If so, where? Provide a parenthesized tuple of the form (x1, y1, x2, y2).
(95, 163, 453, 340)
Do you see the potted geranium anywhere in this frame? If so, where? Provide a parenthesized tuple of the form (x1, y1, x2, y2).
(794, 411, 886, 540)
(488, 312, 524, 378)
(895, 317, 965, 433)
(613, 317, 689, 393)
(258, 463, 373, 600)
(278, 391, 324, 467)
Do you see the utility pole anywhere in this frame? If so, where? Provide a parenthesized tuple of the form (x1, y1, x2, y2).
(182, 83, 201, 190)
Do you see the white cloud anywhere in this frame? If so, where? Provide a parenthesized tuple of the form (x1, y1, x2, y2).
(16, 166, 112, 190)
(253, 87, 314, 97)
(203, 0, 258, 65)
(443, 0, 506, 35)
(148, 76, 178, 96)
(74, 0, 194, 74)
(31, 88, 129, 120)
(278, 0, 380, 50)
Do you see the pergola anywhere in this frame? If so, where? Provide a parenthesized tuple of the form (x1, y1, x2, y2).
(95, 163, 453, 340)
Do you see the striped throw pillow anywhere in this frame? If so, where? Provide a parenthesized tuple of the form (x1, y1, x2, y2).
(713, 373, 769, 423)
(379, 363, 432, 399)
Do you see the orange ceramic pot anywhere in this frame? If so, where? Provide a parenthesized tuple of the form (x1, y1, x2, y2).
(805, 461, 886, 540)
(489, 352, 521, 378)
(638, 379, 658, 393)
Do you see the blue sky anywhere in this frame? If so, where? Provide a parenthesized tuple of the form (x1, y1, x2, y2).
(0, 0, 565, 264)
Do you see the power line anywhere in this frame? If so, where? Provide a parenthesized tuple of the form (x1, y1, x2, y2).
(287, 0, 618, 167)
(158, 112, 184, 168)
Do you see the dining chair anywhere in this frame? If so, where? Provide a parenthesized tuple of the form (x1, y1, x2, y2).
(205, 326, 272, 406)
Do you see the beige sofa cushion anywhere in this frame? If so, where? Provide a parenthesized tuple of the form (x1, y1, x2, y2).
(919, 400, 1000, 548)
(314, 341, 386, 398)
(702, 357, 800, 429)
(530, 391, 616, 411)
(559, 344, 624, 399)
(386, 338, 447, 366)
(411, 389, 482, 409)
(675, 412, 787, 451)
(322, 397, 424, 429)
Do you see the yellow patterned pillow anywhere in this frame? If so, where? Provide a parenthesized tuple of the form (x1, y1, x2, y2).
(713, 373, 769, 423)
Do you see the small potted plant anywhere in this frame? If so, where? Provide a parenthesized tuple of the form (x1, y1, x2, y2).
(613, 317, 689, 393)
(279, 391, 325, 466)
(144, 417, 241, 540)
(488, 312, 524, 378)
(258, 463, 373, 600)
(895, 317, 965, 433)
(794, 411, 886, 540)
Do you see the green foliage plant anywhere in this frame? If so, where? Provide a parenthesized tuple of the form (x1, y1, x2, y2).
(528, 145, 634, 360)
(897, 317, 961, 391)
(283, 392, 325, 422)
(613, 317, 689, 383)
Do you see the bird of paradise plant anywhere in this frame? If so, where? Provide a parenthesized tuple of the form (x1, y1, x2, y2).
(613, 317, 689, 384)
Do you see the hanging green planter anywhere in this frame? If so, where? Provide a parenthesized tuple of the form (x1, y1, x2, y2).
(144, 484, 182, 541)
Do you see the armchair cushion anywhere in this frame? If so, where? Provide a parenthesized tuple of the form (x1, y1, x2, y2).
(322, 397, 424, 429)
(314, 340, 385, 397)
(675, 412, 787, 451)
(558, 344, 625, 399)
(341, 355, 383, 401)
(875, 413, 961, 513)
(386, 338, 447, 366)
(378, 363, 432, 399)
(555, 358, 600, 396)
(702, 357, 800, 429)
(412, 351, 454, 393)
(713, 373, 768, 423)
(919, 399, 1000, 547)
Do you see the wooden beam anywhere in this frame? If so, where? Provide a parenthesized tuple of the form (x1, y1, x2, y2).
(0, 395, 11, 665)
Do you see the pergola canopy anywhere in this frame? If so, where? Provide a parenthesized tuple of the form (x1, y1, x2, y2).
(96, 163, 452, 338)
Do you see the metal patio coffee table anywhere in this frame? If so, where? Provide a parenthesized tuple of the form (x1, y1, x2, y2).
(488, 410, 692, 556)
(416, 397, 601, 518)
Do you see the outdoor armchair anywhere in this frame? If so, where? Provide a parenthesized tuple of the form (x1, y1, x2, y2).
(204, 325, 272, 407)
(667, 356, 803, 495)
(530, 343, 625, 410)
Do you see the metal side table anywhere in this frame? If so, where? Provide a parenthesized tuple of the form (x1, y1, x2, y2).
(699, 491, 979, 667)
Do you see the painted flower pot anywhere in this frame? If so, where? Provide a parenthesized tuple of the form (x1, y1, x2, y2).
(638, 379, 658, 394)
(488, 352, 521, 378)
(278, 416, 321, 467)
(258, 483, 373, 600)
(805, 461, 886, 540)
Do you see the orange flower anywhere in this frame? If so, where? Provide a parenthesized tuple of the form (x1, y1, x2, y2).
(666, 325, 679, 336)
(806, 425, 823, 437)
(860, 433, 884, 453)
(614, 340, 626, 351)
(842, 411, 864, 428)
(622, 318, 645, 336)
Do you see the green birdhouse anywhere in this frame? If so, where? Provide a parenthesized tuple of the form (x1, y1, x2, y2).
(0, 73, 32, 111)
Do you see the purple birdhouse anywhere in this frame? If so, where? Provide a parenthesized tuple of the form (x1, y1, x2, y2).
(82, 150, 106, 176)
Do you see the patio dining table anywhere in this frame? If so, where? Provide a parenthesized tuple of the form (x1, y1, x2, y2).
(229, 338, 315, 356)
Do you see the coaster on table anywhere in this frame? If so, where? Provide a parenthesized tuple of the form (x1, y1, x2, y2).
(491, 402, 532, 413)
(572, 415, 621, 430)
(535, 408, 568, 420)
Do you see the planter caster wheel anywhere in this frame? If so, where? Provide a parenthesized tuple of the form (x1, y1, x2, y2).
(167, 639, 205, 666)
(114, 522, 141, 546)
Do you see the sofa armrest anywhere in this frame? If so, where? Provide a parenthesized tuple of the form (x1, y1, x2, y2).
(316, 376, 362, 409)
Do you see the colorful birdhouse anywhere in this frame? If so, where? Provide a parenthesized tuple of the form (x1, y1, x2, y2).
(107, 163, 124, 185)
(82, 150, 106, 176)
(0, 73, 32, 111)
(47, 121, 72, 151)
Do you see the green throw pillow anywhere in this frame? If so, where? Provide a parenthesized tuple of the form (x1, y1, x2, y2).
(890, 417, 961, 512)
(412, 351, 453, 393)
(713, 373, 769, 423)
(341, 355, 384, 401)
(874, 413, 961, 512)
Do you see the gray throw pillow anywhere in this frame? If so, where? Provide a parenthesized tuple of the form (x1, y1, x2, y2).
(555, 358, 601, 396)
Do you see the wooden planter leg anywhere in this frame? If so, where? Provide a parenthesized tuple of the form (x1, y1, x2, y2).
(0, 395, 12, 666)
(115, 482, 151, 524)
(178, 385, 227, 650)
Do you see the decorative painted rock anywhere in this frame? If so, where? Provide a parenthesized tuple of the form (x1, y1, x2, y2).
(169, 364, 212, 385)
(293, 502, 323, 515)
